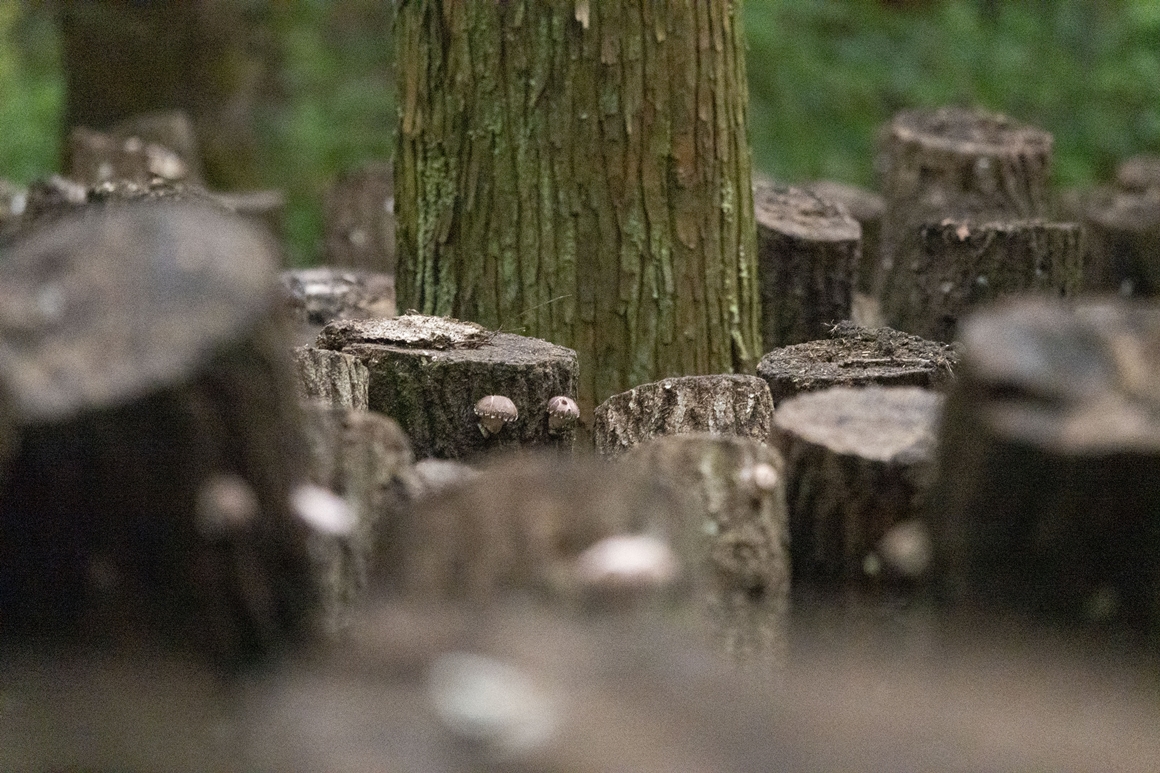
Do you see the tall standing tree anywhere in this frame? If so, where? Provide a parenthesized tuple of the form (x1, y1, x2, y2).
(395, 0, 760, 410)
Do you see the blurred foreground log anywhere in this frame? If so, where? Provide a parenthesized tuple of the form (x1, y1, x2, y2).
(625, 434, 790, 667)
(2, 597, 1158, 772)
(594, 374, 774, 457)
(931, 297, 1160, 634)
(0, 200, 319, 666)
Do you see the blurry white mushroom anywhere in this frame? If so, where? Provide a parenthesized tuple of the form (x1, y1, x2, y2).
(574, 534, 680, 598)
(474, 395, 518, 438)
(872, 520, 932, 579)
(290, 483, 355, 537)
(740, 462, 780, 494)
(428, 651, 558, 758)
(196, 473, 259, 538)
(546, 395, 580, 432)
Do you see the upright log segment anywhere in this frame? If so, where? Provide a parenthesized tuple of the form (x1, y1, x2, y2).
(876, 107, 1053, 332)
(1073, 186, 1160, 295)
(892, 218, 1084, 342)
(0, 200, 319, 666)
(754, 183, 860, 349)
(930, 298, 1160, 634)
(395, 1, 761, 409)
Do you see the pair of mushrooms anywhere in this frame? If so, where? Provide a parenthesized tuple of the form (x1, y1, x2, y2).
(473, 394, 579, 438)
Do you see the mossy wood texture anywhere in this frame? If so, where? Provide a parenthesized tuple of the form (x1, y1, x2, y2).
(396, 0, 760, 408)
(317, 316, 578, 460)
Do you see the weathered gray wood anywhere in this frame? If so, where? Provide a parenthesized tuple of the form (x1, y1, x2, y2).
(594, 374, 774, 457)
(299, 403, 413, 632)
(292, 346, 369, 410)
(774, 386, 944, 582)
(0, 199, 320, 666)
(1073, 186, 1160, 294)
(317, 315, 578, 460)
(322, 160, 395, 275)
(757, 320, 958, 406)
(876, 107, 1053, 328)
(281, 267, 396, 345)
(624, 433, 789, 668)
(929, 297, 1160, 634)
(802, 179, 884, 296)
(755, 182, 860, 349)
(889, 218, 1084, 342)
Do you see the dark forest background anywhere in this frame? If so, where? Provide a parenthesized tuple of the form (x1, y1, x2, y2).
(1, 0, 1158, 264)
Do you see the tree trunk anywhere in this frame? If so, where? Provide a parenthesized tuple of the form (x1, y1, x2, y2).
(395, 0, 760, 410)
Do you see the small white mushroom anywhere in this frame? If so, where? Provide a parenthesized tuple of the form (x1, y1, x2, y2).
(546, 395, 579, 432)
(196, 473, 260, 538)
(475, 395, 518, 438)
(574, 534, 680, 598)
(741, 462, 780, 494)
(290, 483, 355, 537)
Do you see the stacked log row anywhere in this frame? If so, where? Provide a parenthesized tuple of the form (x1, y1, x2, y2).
(280, 266, 396, 345)
(754, 182, 861, 349)
(929, 297, 1160, 634)
(625, 434, 790, 668)
(593, 374, 775, 457)
(317, 315, 578, 459)
(876, 107, 1054, 332)
(0, 199, 320, 666)
(757, 320, 957, 406)
(890, 218, 1084, 342)
(773, 386, 944, 582)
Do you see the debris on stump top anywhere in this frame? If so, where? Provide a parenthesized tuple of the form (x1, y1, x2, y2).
(316, 313, 491, 351)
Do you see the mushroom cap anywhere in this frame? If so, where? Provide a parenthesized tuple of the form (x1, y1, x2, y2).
(474, 394, 518, 422)
(546, 395, 579, 430)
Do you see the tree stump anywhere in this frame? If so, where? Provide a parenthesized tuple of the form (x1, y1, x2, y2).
(774, 386, 944, 583)
(754, 182, 860, 349)
(316, 315, 578, 460)
(593, 375, 775, 457)
(929, 297, 1160, 634)
(887, 218, 1084, 342)
(292, 347, 369, 410)
(756, 320, 958, 405)
(1073, 186, 1160, 295)
(0, 199, 322, 667)
(280, 267, 396, 345)
(299, 403, 413, 632)
(322, 160, 395, 275)
(1116, 154, 1160, 193)
(802, 179, 885, 296)
(624, 434, 790, 669)
(876, 107, 1053, 329)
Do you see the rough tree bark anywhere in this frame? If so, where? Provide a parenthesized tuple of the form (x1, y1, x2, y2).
(395, 0, 760, 409)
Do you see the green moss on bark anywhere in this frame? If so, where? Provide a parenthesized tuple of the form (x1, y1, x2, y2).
(397, 0, 759, 408)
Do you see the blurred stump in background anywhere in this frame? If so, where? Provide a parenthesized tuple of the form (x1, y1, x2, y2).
(322, 160, 396, 276)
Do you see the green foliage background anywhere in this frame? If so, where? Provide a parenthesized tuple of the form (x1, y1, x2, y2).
(1, 1, 1158, 263)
